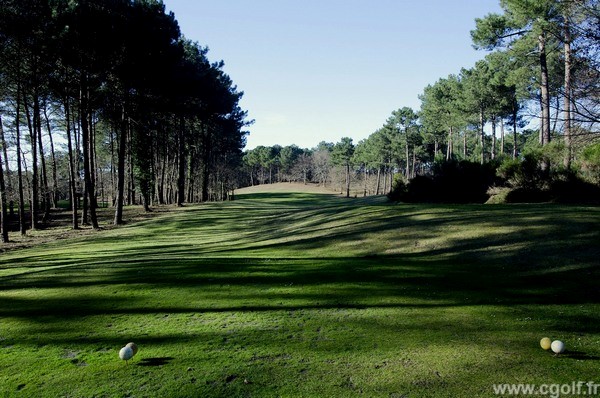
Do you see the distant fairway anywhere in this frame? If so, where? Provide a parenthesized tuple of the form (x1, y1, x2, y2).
(0, 190, 599, 397)
(235, 182, 339, 195)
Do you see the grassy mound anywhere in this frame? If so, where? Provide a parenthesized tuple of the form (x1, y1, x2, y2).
(0, 193, 598, 397)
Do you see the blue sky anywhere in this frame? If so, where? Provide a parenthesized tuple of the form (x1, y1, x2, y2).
(165, 0, 502, 149)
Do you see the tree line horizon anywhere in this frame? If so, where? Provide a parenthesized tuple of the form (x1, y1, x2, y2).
(1, 0, 599, 244)
(242, 0, 599, 199)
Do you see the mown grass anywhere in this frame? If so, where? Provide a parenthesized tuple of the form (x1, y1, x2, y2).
(0, 192, 599, 397)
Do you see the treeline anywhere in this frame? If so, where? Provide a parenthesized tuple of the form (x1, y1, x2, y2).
(0, 0, 251, 242)
(242, 0, 600, 201)
(242, 132, 425, 199)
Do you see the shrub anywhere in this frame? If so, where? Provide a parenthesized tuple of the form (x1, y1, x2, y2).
(505, 187, 551, 203)
(397, 175, 436, 203)
(389, 159, 500, 203)
(387, 174, 407, 202)
(549, 170, 600, 204)
(581, 142, 600, 184)
(498, 153, 547, 191)
(499, 155, 600, 204)
(389, 155, 600, 205)
(433, 160, 499, 203)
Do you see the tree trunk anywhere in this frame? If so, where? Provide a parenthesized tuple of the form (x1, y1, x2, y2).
(25, 101, 39, 230)
(0, 134, 8, 242)
(63, 96, 79, 229)
(110, 125, 116, 206)
(500, 118, 505, 156)
(446, 126, 453, 160)
(411, 150, 416, 179)
(375, 166, 381, 195)
(43, 105, 59, 208)
(90, 108, 99, 207)
(405, 142, 410, 179)
(563, 15, 572, 168)
(539, 31, 551, 146)
(81, 181, 88, 225)
(35, 97, 50, 219)
(15, 85, 27, 235)
(80, 74, 99, 229)
(94, 119, 102, 208)
(201, 127, 211, 202)
(158, 146, 167, 205)
(187, 145, 195, 203)
(512, 102, 518, 159)
(0, 116, 11, 199)
(0, 115, 13, 236)
(363, 166, 367, 197)
(345, 163, 350, 198)
(480, 108, 485, 165)
(177, 117, 186, 207)
(383, 167, 388, 194)
(114, 109, 127, 225)
(491, 117, 497, 160)
(127, 123, 136, 206)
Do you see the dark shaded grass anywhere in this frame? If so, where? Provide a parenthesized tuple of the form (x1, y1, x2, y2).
(1, 253, 599, 313)
(0, 193, 599, 397)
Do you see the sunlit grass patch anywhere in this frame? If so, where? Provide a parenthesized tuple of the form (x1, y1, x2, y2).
(0, 193, 598, 397)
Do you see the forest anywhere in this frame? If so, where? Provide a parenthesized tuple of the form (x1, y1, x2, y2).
(1, 0, 599, 245)
(0, 0, 251, 243)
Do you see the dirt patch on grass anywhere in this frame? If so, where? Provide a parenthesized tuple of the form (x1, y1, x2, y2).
(1, 205, 172, 253)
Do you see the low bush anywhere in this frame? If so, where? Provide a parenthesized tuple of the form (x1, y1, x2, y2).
(549, 171, 600, 204)
(389, 155, 600, 205)
(498, 152, 600, 204)
(498, 153, 548, 191)
(581, 142, 600, 184)
(389, 159, 500, 203)
(394, 175, 436, 202)
(387, 174, 407, 202)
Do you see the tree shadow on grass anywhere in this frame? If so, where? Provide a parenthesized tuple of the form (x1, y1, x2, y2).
(1, 194, 599, 398)
(1, 253, 598, 332)
(562, 351, 600, 360)
(1, 195, 599, 349)
(88, 198, 599, 264)
(137, 357, 174, 366)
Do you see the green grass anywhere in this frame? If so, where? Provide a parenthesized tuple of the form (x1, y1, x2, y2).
(0, 192, 599, 397)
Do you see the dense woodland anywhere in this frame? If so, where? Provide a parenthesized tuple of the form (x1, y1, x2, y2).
(1, 0, 600, 244)
(242, 0, 600, 200)
(0, 0, 251, 242)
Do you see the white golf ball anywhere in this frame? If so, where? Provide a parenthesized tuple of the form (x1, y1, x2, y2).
(119, 346, 134, 361)
(125, 342, 138, 357)
(551, 340, 565, 354)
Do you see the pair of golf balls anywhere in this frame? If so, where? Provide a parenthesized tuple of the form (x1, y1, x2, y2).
(540, 337, 565, 354)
